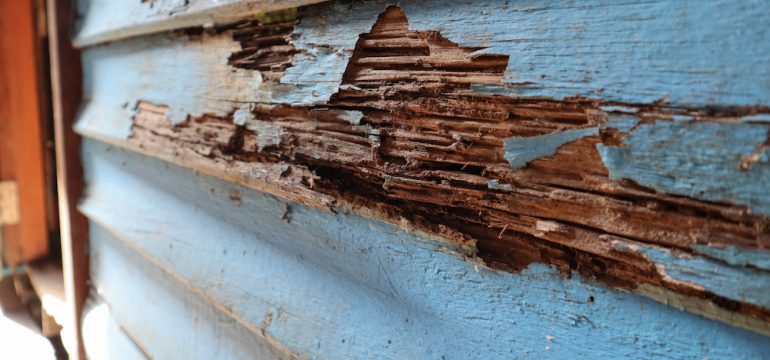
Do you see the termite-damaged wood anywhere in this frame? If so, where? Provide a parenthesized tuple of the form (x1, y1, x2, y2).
(128, 6, 770, 329)
(226, 9, 299, 81)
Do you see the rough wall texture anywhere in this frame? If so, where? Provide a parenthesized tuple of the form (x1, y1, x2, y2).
(75, 0, 770, 358)
(126, 5, 770, 332)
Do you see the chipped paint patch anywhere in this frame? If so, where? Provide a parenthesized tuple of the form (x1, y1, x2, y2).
(312, 109, 364, 125)
(333, 110, 364, 125)
(602, 113, 640, 132)
(635, 245, 770, 309)
(504, 127, 597, 169)
(82, 141, 770, 358)
(597, 121, 770, 216)
(599, 105, 638, 114)
(233, 103, 255, 125)
(77, 31, 268, 139)
(272, 1, 384, 105)
(77, 2, 770, 337)
(487, 179, 512, 191)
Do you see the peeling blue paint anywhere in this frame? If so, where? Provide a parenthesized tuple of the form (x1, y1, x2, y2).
(74, 0, 328, 47)
(399, 0, 770, 106)
(78, 32, 268, 139)
(233, 103, 255, 125)
(80, 140, 770, 359)
(504, 127, 597, 169)
(279, 0, 770, 107)
(273, 1, 383, 105)
(599, 106, 638, 114)
(597, 121, 770, 216)
(634, 245, 770, 309)
(244, 121, 286, 151)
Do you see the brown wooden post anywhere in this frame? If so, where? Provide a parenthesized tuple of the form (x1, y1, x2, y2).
(0, 0, 50, 266)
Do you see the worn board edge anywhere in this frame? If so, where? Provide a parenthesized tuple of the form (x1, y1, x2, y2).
(48, 0, 89, 358)
(77, 142, 770, 359)
(73, 0, 329, 48)
(87, 222, 297, 360)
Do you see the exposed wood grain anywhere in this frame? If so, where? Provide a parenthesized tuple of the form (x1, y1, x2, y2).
(74, 0, 770, 345)
(109, 7, 770, 333)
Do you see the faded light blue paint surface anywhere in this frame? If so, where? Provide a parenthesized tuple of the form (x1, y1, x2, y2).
(399, 0, 770, 106)
(693, 245, 770, 272)
(273, 1, 382, 105)
(77, 0, 770, 144)
(274, 0, 770, 106)
(597, 121, 770, 216)
(613, 242, 770, 309)
(78, 32, 271, 138)
(79, 140, 770, 359)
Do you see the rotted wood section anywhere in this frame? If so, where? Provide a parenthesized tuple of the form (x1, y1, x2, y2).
(78, 2, 770, 340)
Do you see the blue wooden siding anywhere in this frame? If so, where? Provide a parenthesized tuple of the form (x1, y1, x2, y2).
(80, 140, 770, 359)
(74, 0, 770, 358)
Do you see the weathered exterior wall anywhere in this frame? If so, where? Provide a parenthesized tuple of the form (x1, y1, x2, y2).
(74, 1, 770, 359)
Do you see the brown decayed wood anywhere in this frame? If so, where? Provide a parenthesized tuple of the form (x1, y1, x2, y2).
(227, 13, 300, 82)
(128, 7, 770, 325)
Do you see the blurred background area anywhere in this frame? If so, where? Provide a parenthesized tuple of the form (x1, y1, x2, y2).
(1, 0, 70, 358)
(0, 271, 66, 359)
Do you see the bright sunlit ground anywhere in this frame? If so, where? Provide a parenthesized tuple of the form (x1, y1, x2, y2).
(0, 279, 56, 360)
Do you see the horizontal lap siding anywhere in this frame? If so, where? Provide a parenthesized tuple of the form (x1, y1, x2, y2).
(75, 0, 770, 358)
(80, 140, 770, 359)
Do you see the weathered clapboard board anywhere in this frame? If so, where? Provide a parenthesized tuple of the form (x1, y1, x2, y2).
(74, 0, 770, 359)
